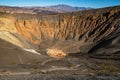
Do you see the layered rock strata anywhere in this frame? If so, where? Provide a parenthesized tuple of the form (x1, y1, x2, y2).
(0, 6, 120, 58)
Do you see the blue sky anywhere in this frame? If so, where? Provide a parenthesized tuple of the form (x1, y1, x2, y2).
(0, 0, 120, 8)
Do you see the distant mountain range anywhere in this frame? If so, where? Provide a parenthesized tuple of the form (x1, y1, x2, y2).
(0, 4, 93, 14)
(46, 4, 93, 12)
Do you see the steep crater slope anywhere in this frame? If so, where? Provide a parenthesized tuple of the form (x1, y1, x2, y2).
(0, 6, 120, 59)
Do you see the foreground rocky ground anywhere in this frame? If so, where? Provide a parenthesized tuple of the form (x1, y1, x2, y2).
(0, 55, 120, 80)
(0, 74, 120, 80)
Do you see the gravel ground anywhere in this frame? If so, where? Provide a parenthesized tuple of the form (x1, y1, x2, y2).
(0, 74, 120, 80)
(0, 56, 120, 80)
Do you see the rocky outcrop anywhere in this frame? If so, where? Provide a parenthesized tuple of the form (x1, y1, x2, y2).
(0, 6, 120, 59)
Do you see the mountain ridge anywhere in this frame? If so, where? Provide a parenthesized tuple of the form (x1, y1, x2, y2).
(46, 4, 93, 12)
(0, 4, 93, 14)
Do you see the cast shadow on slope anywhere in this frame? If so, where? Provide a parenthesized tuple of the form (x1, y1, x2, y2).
(0, 38, 49, 65)
(88, 27, 120, 60)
